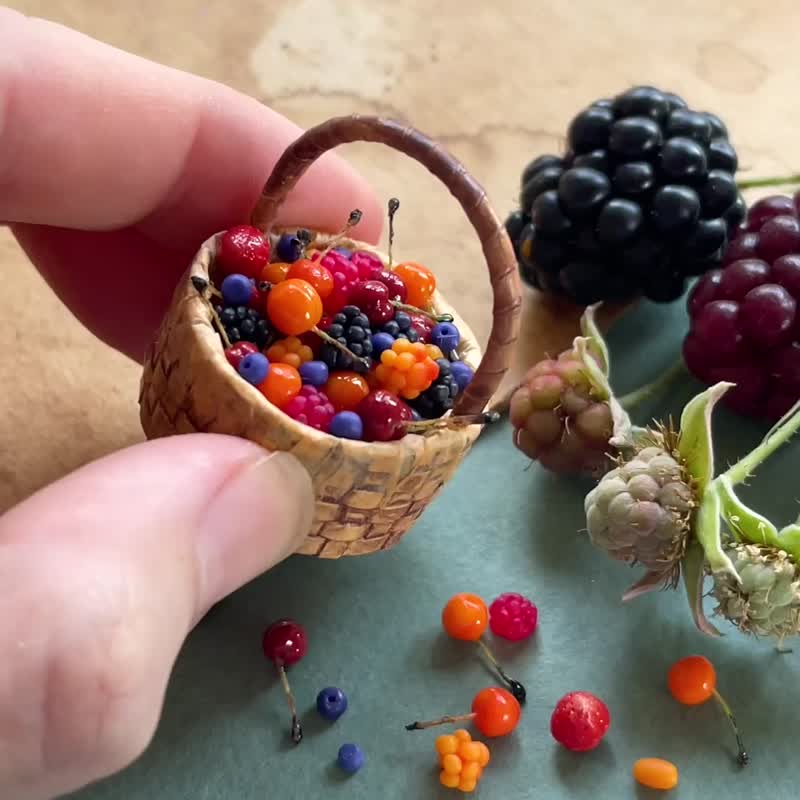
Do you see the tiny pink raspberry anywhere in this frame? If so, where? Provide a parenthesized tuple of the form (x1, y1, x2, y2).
(488, 593, 538, 641)
(351, 250, 384, 280)
(284, 385, 335, 432)
(322, 252, 360, 314)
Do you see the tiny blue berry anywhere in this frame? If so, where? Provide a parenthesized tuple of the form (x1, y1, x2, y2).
(431, 322, 460, 354)
(221, 274, 253, 307)
(276, 233, 304, 263)
(329, 411, 363, 440)
(449, 360, 474, 393)
(316, 687, 348, 721)
(299, 360, 329, 387)
(337, 743, 364, 775)
(238, 352, 270, 385)
(371, 332, 395, 356)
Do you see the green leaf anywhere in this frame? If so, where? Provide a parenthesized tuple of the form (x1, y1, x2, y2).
(579, 303, 609, 376)
(695, 482, 739, 578)
(682, 540, 721, 637)
(677, 382, 734, 493)
(716, 476, 779, 546)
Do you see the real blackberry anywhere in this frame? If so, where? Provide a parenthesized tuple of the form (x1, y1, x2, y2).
(409, 358, 459, 419)
(380, 310, 420, 343)
(319, 305, 374, 373)
(505, 85, 744, 305)
(215, 304, 271, 349)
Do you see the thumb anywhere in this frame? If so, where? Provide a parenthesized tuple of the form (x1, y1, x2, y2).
(0, 434, 312, 800)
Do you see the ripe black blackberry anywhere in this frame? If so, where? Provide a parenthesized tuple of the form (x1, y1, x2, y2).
(381, 310, 420, 343)
(410, 358, 459, 418)
(320, 305, 374, 373)
(506, 86, 745, 305)
(215, 304, 272, 349)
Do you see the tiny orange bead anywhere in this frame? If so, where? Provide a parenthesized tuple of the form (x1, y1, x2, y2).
(425, 359, 441, 382)
(453, 729, 472, 743)
(381, 350, 398, 367)
(475, 742, 490, 767)
(441, 754, 462, 776)
(633, 758, 679, 790)
(667, 655, 716, 706)
(286, 258, 334, 299)
(397, 352, 416, 371)
(458, 742, 482, 763)
(409, 341, 426, 359)
(324, 372, 370, 412)
(394, 262, 436, 308)
(458, 777, 478, 793)
(266, 278, 323, 336)
(439, 771, 460, 789)
(407, 362, 430, 389)
(471, 687, 521, 738)
(460, 761, 481, 781)
(261, 261, 290, 284)
(258, 363, 301, 409)
(436, 734, 458, 757)
(441, 593, 488, 642)
(426, 344, 445, 360)
(394, 338, 412, 354)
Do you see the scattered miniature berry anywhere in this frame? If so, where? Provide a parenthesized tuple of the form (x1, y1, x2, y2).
(436, 730, 490, 793)
(238, 352, 270, 385)
(337, 743, 365, 775)
(377, 269, 408, 302)
(684, 189, 800, 419)
(284, 385, 335, 432)
(449, 361, 475, 393)
(633, 758, 679, 790)
(471, 687, 521, 737)
(216, 304, 272, 350)
(375, 339, 440, 400)
(381, 310, 420, 343)
(394, 262, 436, 308)
(507, 86, 743, 304)
(316, 687, 348, 721)
(357, 390, 413, 441)
(298, 360, 329, 387)
(266, 278, 323, 336)
(266, 336, 314, 369)
(350, 280, 395, 326)
(351, 250, 384, 280)
(442, 593, 488, 642)
(431, 322, 460, 354)
(410, 358, 459, 418)
(217, 225, 271, 280)
(221, 273, 255, 307)
(329, 410, 364, 440)
(488, 593, 539, 641)
(371, 331, 397, 357)
(224, 341, 258, 370)
(276, 231, 308, 263)
(262, 619, 307, 667)
(261, 261, 291, 285)
(287, 259, 334, 299)
(324, 371, 370, 412)
(258, 363, 302, 409)
(319, 306, 374, 374)
(550, 691, 610, 752)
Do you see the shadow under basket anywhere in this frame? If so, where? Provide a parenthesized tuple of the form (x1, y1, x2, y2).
(138, 114, 521, 558)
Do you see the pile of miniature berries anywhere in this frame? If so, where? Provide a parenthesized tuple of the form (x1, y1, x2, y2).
(505, 85, 744, 304)
(262, 619, 307, 744)
(510, 346, 615, 476)
(684, 189, 800, 420)
(436, 730, 491, 793)
(550, 691, 610, 752)
(208, 222, 475, 442)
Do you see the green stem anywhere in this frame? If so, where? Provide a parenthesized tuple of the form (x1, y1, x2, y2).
(617, 358, 688, 410)
(736, 173, 800, 190)
(722, 399, 800, 486)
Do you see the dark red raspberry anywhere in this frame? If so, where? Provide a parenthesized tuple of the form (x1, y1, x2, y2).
(685, 189, 800, 419)
(489, 593, 538, 641)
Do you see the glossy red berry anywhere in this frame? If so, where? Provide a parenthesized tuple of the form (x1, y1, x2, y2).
(356, 390, 413, 441)
(263, 619, 307, 667)
(488, 593, 538, 641)
(377, 269, 408, 303)
(550, 691, 610, 752)
(218, 225, 271, 279)
(408, 312, 435, 343)
(225, 341, 259, 370)
(351, 280, 395, 325)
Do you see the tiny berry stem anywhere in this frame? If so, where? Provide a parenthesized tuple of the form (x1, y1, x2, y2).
(317, 209, 363, 259)
(712, 688, 748, 766)
(405, 712, 476, 731)
(392, 301, 453, 324)
(277, 665, 302, 745)
(476, 639, 527, 704)
(312, 327, 371, 369)
(387, 197, 400, 268)
(736, 173, 800, 191)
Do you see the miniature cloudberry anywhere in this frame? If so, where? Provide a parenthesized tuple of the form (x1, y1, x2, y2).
(374, 339, 439, 400)
(266, 336, 314, 369)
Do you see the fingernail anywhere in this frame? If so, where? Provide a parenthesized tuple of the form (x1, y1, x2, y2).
(197, 450, 314, 606)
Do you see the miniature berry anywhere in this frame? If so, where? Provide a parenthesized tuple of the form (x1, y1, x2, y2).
(337, 743, 365, 775)
(276, 231, 308, 263)
(371, 331, 396, 356)
(258, 363, 302, 409)
(321, 252, 360, 313)
(488, 593, 538, 641)
(266, 336, 314, 369)
(287, 259, 334, 299)
(357, 390, 413, 441)
(225, 341, 258, 370)
(284, 385, 335, 432)
(407, 687, 521, 738)
(266, 278, 323, 336)
(394, 262, 436, 308)
(316, 687, 348, 721)
(376, 269, 407, 302)
(298, 360, 329, 387)
(425, 344, 445, 361)
(221, 273, 255, 307)
(436, 731, 490, 793)
(431, 322, 460, 354)
(351, 250, 384, 280)
(217, 225, 271, 279)
(381, 310, 420, 343)
(324, 371, 370, 412)
(350, 280, 395, 325)
(550, 691, 610, 752)
(667, 655, 747, 765)
(261, 261, 291, 285)
(449, 361, 475, 393)
(319, 306, 374, 373)
(410, 358, 459, 418)
(374, 339, 440, 400)
(633, 758, 679, 791)
(329, 410, 364, 440)
(238, 352, 270, 386)
(263, 619, 307, 744)
(408, 312, 435, 342)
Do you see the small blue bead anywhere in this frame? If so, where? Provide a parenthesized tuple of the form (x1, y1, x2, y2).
(276, 233, 304, 263)
(431, 322, 460, 354)
(221, 274, 254, 306)
(337, 743, 364, 775)
(329, 411, 363, 440)
(316, 686, 348, 721)
(333, 247, 353, 258)
(299, 360, 329, 386)
(371, 332, 396, 356)
(238, 353, 270, 385)
(449, 361, 474, 393)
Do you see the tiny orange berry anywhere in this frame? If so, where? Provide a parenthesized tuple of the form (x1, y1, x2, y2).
(460, 761, 481, 781)
(425, 344, 445, 360)
(381, 350, 398, 367)
(394, 262, 436, 308)
(458, 777, 478, 793)
(453, 729, 472, 743)
(441, 754, 462, 776)
(323, 371, 369, 412)
(261, 261, 290, 284)
(458, 741, 482, 763)
(633, 758, 679, 790)
(397, 352, 416, 371)
(439, 771, 460, 789)
(442, 593, 488, 642)
(258, 363, 302, 409)
(436, 734, 458, 757)
(475, 742, 490, 767)
(667, 655, 716, 706)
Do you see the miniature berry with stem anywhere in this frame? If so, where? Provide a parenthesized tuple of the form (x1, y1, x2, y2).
(267, 279, 324, 336)
(406, 687, 521, 738)
(263, 619, 307, 744)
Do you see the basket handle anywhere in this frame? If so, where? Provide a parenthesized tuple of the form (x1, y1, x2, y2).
(250, 114, 521, 415)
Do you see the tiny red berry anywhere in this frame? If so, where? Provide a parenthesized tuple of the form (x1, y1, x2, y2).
(225, 341, 258, 370)
(550, 691, 610, 752)
(488, 593, 538, 641)
(262, 619, 307, 667)
(218, 225, 271, 280)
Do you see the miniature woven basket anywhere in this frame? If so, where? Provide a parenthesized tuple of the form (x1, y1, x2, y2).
(139, 115, 521, 558)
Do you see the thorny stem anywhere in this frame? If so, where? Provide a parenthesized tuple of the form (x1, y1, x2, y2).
(712, 688, 749, 766)
(476, 639, 527, 704)
(617, 358, 688, 411)
(405, 712, 476, 731)
(736, 173, 800, 191)
(278, 666, 302, 745)
(392, 301, 453, 324)
(312, 326, 371, 369)
(387, 198, 400, 268)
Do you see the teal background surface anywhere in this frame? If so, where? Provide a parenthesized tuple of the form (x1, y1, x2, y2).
(70, 299, 799, 800)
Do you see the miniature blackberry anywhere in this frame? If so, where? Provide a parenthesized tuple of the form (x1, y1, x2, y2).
(506, 86, 744, 304)
(319, 305, 374, 373)
(381, 310, 420, 343)
(410, 358, 459, 418)
(215, 304, 272, 349)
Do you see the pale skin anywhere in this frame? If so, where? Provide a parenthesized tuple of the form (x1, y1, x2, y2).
(0, 9, 382, 799)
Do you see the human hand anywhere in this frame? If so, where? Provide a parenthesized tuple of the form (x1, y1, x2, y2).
(0, 8, 381, 799)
